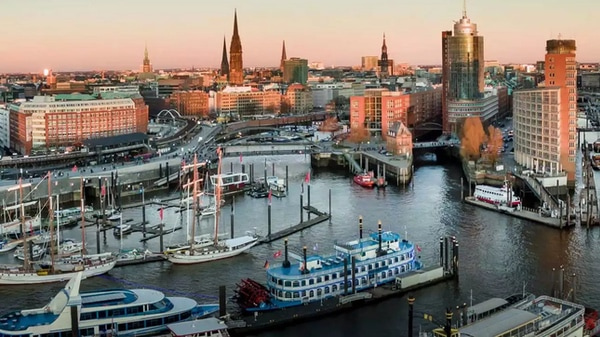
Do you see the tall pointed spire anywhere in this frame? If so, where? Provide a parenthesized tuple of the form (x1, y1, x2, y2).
(221, 36, 230, 78)
(378, 33, 389, 78)
(229, 9, 244, 86)
(142, 43, 152, 73)
(462, 0, 467, 18)
(280, 40, 287, 73)
(144, 43, 149, 61)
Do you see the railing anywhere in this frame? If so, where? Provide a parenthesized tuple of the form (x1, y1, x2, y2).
(515, 172, 561, 211)
(343, 153, 363, 174)
(413, 140, 460, 149)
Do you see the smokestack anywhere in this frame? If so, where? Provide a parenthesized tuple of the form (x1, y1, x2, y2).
(302, 246, 308, 274)
(283, 238, 290, 268)
(444, 308, 453, 337)
(359, 215, 363, 239)
(408, 296, 415, 337)
(452, 238, 459, 276)
(378, 220, 382, 254)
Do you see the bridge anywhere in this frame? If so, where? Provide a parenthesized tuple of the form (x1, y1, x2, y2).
(216, 126, 310, 142)
(223, 112, 328, 134)
(410, 121, 444, 132)
(221, 142, 315, 157)
(413, 139, 460, 149)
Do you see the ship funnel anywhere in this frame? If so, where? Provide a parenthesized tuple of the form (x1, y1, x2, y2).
(283, 238, 291, 268)
(302, 246, 308, 274)
(377, 220, 383, 255)
(359, 216, 363, 239)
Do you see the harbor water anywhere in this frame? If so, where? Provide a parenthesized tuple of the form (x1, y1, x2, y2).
(2, 153, 600, 336)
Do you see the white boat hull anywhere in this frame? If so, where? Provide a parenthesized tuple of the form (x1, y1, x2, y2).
(168, 240, 258, 265)
(0, 260, 116, 285)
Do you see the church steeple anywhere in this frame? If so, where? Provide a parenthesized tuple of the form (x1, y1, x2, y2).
(280, 40, 287, 73)
(378, 33, 389, 78)
(221, 36, 230, 78)
(381, 33, 388, 59)
(229, 9, 244, 85)
(142, 43, 152, 73)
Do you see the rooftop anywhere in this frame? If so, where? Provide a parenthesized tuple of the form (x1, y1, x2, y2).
(83, 132, 147, 148)
(168, 317, 227, 336)
(459, 308, 539, 337)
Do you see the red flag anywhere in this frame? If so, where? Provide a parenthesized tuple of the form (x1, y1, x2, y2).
(304, 171, 311, 184)
(101, 185, 106, 196)
(159, 207, 164, 221)
(71, 165, 78, 173)
(268, 189, 272, 205)
(416, 244, 422, 252)
(273, 250, 282, 258)
(263, 260, 270, 269)
(239, 153, 243, 163)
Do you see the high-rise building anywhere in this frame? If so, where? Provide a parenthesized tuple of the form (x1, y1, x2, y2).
(220, 37, 230, 78)
(280, 40, 287, 73)
(169, 90, 210, 117)
(283, 58, 308, 85)
(513, 39, 577, 181)
(361, 56, 379, 71)
(442, 6, 485, 133)
(285, 84, 313, 114)
(378, 34, 390, 78)
(229, 10, 244, 86)
(141, 44, 153, 73)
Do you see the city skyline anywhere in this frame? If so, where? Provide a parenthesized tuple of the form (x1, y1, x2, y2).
(1, 0, 598, 73)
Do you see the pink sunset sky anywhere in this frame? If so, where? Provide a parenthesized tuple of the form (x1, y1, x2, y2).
(1, 0, 598, 73)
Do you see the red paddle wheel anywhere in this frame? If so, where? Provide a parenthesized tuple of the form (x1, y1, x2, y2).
(235, 278, 271, 310)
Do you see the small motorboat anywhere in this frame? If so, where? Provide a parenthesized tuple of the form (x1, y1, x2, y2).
(353, 173, 375, 188)
(113, 223, 133, 236)
(108, 212, 122, 221)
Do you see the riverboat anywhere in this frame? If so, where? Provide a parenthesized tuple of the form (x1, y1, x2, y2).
(0, 272, 220, 337)
(473, 181, 521, 207)
(55, 206, 93, 222)
(353, 173, 374, 188)
(235, 218, 422, 312)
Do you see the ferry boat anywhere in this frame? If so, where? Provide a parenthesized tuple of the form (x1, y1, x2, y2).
(55, 206, 94, 222)
(353, 173, 374, 188)
(1, 216, 42, 236)
(473, 181, 521, 207)
(209, 172, 249, 195)
(235, 218, 422, 312)
(427, 294, 594, 337)
(0, 272, 220, 337)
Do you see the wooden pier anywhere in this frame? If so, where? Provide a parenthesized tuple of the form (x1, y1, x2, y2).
(114, 254, 166, 267)
(258, 206, 330, 244)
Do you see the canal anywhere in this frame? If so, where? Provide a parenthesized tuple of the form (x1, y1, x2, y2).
(1, 153, 600, 336)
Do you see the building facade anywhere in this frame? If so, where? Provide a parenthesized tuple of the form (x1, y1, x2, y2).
(442, 9, 485, 133)
(9, 94, 148, 154)
(0, 105, 9, 150)
(283, 58, 309, 85)
(229, 11, 244, 86)
(513, 87, 563, 175)
(285, 84, 313, 114)
(141, 45, 153, 73)
(350, 87, 443, 136)
(216, 87, 281, 119)
(169, 90, 209, 117)
(361, 56, 379, 71)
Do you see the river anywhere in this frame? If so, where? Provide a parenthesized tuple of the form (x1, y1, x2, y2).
(2, 153, 600, 337)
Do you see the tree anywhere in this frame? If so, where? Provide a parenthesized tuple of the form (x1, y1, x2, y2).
(348, 123, 370, 144)
(486, 125, 504, 165)
(460, 117, 487, 160)
(280, 100, 291, 115)
(265, 103, 278, 115)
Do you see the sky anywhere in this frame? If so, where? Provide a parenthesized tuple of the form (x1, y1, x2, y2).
(1, 0, 598, 73)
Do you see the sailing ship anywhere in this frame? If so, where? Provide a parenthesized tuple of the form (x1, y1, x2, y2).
(0, 174, 116, 285)
(167, 151, 258, 265)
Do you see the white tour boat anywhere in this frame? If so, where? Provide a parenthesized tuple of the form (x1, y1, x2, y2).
(473, 181, 521, 207)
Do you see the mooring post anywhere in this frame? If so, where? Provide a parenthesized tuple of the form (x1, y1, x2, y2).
(159, 223, 164, 253)
(300, 193, 304, 223)
(328, 188, 332, 223)
(268, 203, 272, 237)
(408, 296, 415, 337)
(95, 218, 100, 254)
(159, 163, 163, 178)
(231, 196, 235, 239)
(285, 165, 289, 193)
(412, 165, 415, 188)
(140, 186, 146, 238)
(219, 285, 227, 318)
(263, 159, 268, 188)
(166, 162, 170, 185)
(272, 162, 275, 177)
(461, 177, 464, 201)
(307, 184, 311, 221)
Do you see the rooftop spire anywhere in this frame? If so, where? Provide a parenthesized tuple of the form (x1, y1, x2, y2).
(144, 42, 149, 61)
(462, 0, 467, 18)
(233, 9, 239, 37)
(280, 40, 287, 72)
(221, 36, 229, 77)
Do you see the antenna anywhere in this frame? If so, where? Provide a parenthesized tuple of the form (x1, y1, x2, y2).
(463, 0, 467, 18)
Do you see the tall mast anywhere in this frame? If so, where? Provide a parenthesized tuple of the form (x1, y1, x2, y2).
(80, 176, 86, 257)
(214, 148, 223, 244)
(19, 178, 29, 271)
(48, 172, 55, 272)
(190, 154, 198, 254)
(186, 177, 191, 243)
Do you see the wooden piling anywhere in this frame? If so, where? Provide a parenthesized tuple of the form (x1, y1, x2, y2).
(328, 189, 332, 223)
(285, 165, 289, 193)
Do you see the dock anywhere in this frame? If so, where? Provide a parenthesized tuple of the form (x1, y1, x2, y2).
(464, 196, 568, 228)
(257, 206, 330, 244)
(114, 254, 166, 267)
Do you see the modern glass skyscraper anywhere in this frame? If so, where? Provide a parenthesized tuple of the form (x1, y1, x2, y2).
(442, 7, 485, 133)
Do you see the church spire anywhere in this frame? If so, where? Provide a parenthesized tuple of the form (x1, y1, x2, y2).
(144, 43, 149, 61)
(229, 9, 244, 85)
(462, 0, 468, 18)
(280, 40, 287, 73)
(142, 43, 152, 73)
(221, 36, 230, 77)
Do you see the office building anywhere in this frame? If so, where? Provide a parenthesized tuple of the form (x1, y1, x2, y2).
(283, 58, 309, 85)
(362, 56, 379, 71)
(169, 90, 210, 117)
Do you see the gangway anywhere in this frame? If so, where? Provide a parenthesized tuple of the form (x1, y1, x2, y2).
(154, 170, 183, 187)
(513, 172, 561, 211)
(343, 152, 363, 174)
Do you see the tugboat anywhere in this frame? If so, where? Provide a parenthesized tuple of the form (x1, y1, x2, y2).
(353, 172, 375, 188)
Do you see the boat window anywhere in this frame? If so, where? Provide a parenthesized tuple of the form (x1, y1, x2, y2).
(354, 268, 359, 274)
(301, 290, 306, 297)
(277, 279, 283, 286)
(284, 292, 291, 299)
(181, 311, 191, 319)
(292, 281, 300, 287)
(301, 280, 306, 286)
(381, 272, 386, 279)
(324, 287, 330, 294)
(361, 252, 366, 257)
(317, 288, 322, 296)
(284, 281, 291, 287)
(332, 284, 338, 292)
(309, 279, 315, 285)
(316, 277, 322, 283)
(271, 288, 276, 295)
(293, 292, 300, 298)
(394, 268, 399, 275)
(80, 312, 97, 320)
(401, 255, 405, 261)
(332, 272, 337, 279)
(118, 323, 127, 331)
(324, 275, 329, 281)
(368, 264, 372, 271)
(361, 266, 366, 272)
(98, 310, 107, 318)
(375, 263, 379, 268)
(394, 257, 399, 263)
(111, 308, 125, 317)
(146, 318, 163, 327)
(362, 276, 367, 284)
(388, 270, 393, 277)
(309, 290, 314, 298)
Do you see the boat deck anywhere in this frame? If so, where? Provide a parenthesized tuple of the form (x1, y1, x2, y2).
(464, 197, 568, 228)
